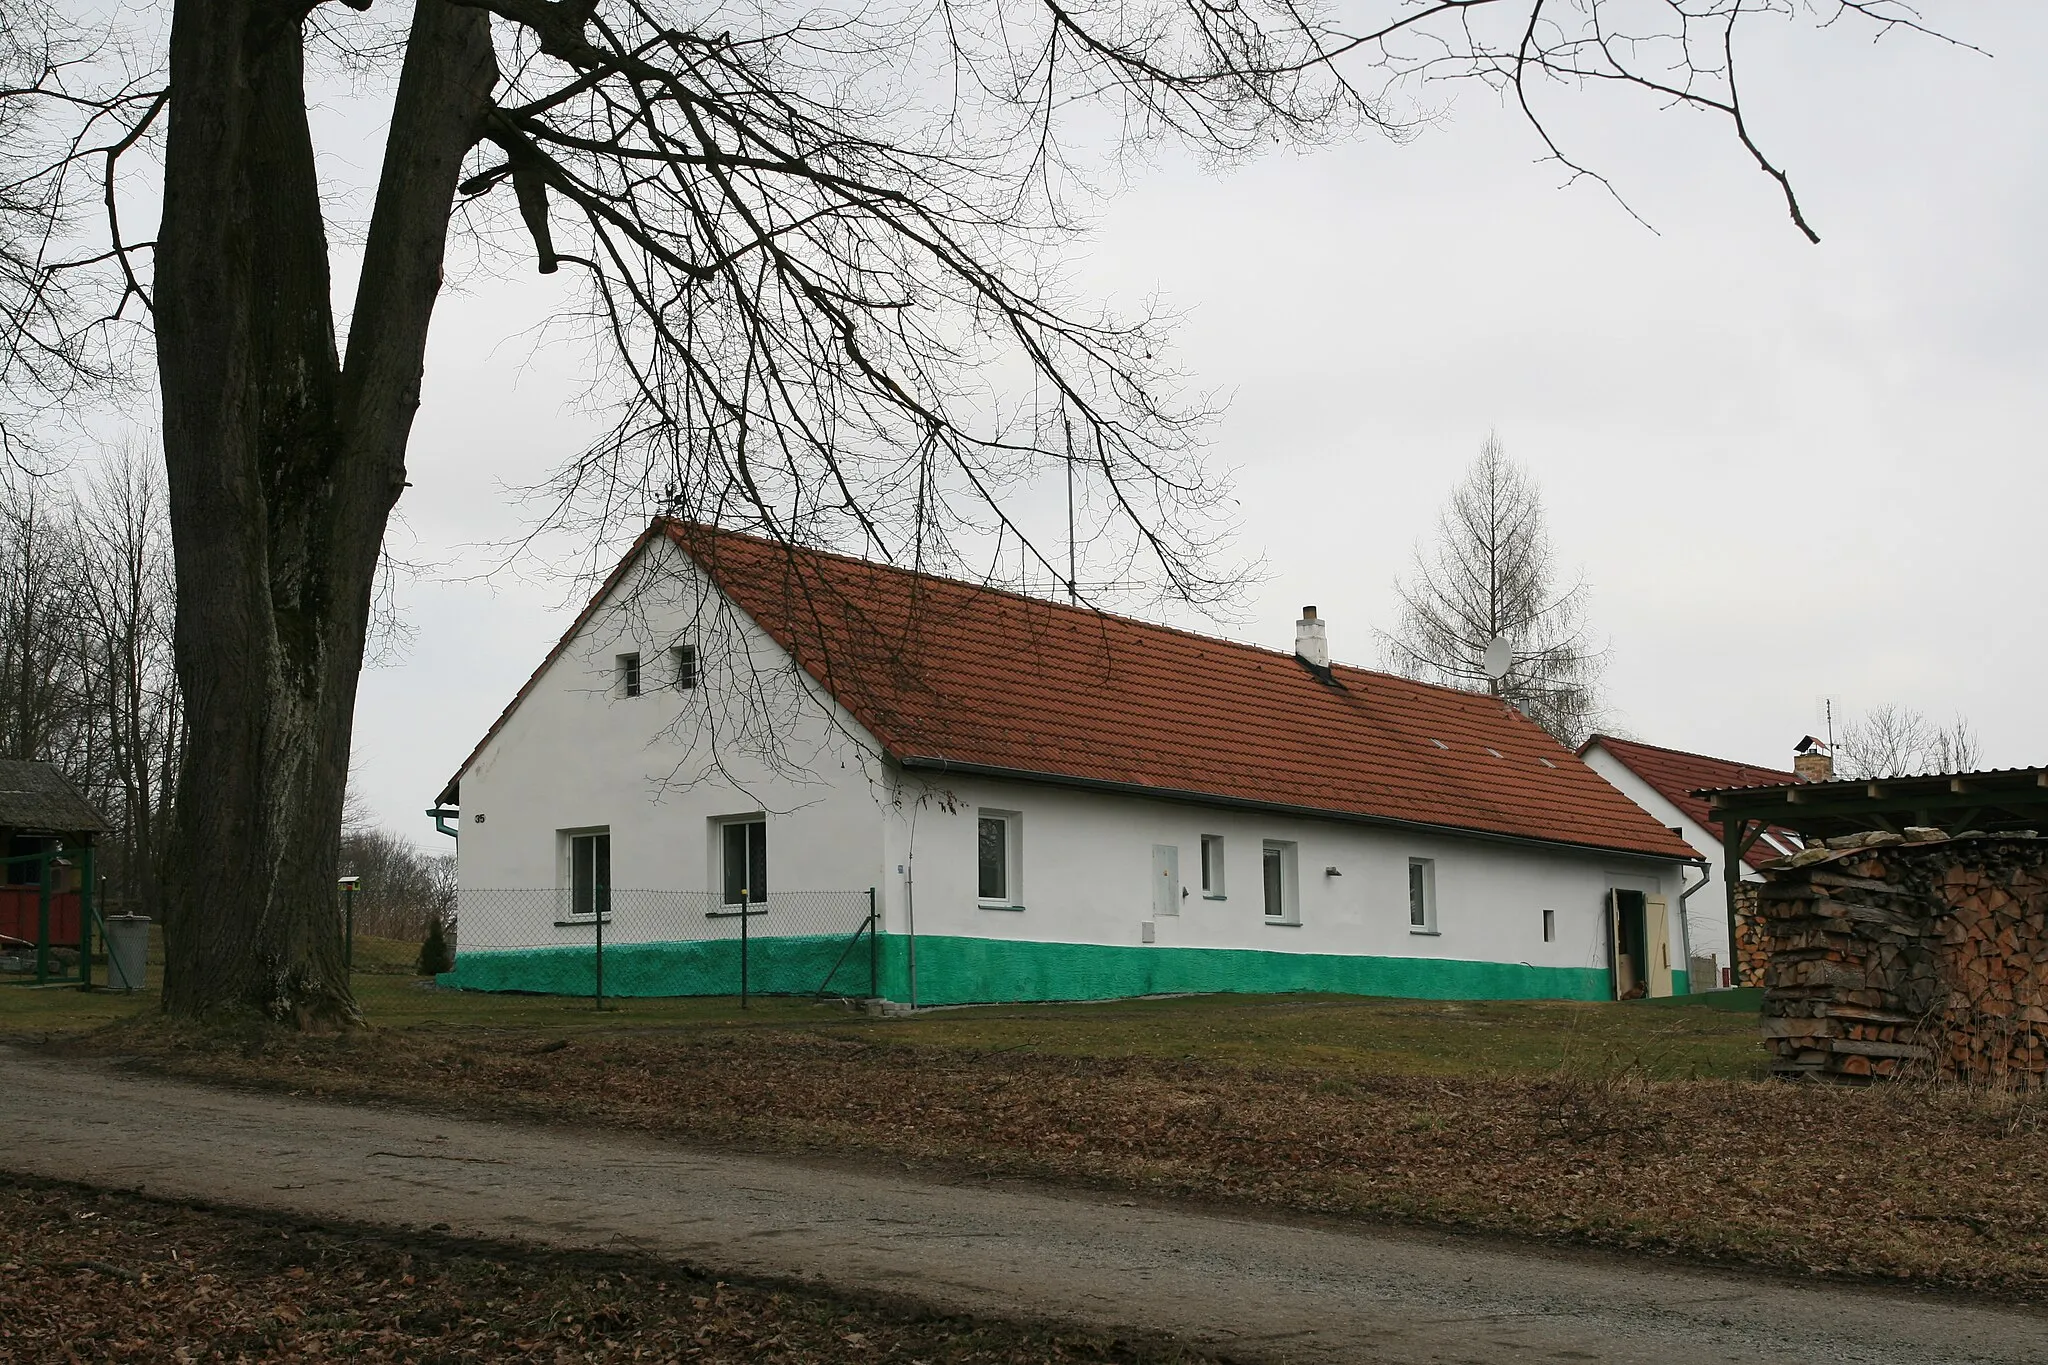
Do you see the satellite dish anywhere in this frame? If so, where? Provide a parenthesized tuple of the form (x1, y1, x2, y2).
(1482, 635, 1513, 682)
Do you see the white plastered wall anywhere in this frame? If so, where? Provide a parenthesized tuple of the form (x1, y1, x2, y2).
(451, 542, 1686, 982)
(881, 770, 1684, 977)
(1580, 744, 1741, 976)
(451, 538, 895, 950)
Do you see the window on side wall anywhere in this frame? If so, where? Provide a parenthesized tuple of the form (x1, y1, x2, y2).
(1408, 857, 1436, 933)
(719, 817, 767, 906)
(1543, 907, 1556, 942)
(568, 830, 611, 918)
(1261, 840, 1296, 923)
(978, 810, 1020, 907)
(1200, 834, 1225, 897)
(617, 652, 642, 698)
(671, 643, 698, 690)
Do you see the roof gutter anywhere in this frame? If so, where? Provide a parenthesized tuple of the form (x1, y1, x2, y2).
(896, 755, 1698, 866)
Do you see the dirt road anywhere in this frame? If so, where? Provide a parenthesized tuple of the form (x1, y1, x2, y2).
(3, 1047, 2043, 1363)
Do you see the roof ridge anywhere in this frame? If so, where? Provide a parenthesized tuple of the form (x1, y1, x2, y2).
(1583, 732, 1797, 777)
(664, 519, 1523, 715)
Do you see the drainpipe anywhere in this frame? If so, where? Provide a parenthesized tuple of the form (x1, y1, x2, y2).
(426, 807, 459, 839)
(1677, 858, 1711, 989)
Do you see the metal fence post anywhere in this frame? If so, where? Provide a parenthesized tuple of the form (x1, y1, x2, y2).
(35, 851, 50, 985)
(739, 894, 750, 1010)
(594, 892, 605, 1011)
(77, 845, 95, 990)
(867, 887, 878, 999)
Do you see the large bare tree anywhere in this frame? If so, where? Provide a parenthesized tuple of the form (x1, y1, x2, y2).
(1381, 434, 1605, 745)
(1833, 704, 1980, 780)
(0, 0, 1949, 1023)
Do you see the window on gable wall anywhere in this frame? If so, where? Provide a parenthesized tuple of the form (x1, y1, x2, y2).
(569, 831, 611, 918)
(618, 652, 642, 697)
(1200, 834, 1225, 897)
(720, 818, 767, 906)
(672, 643, 698, 689)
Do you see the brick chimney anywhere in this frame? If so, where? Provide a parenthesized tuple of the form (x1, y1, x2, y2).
(1793, 735, 1833, 783)
(1295, 606, 1329, 670)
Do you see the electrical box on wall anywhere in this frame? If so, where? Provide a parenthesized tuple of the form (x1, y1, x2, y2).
(1141, 921, 1156, 944)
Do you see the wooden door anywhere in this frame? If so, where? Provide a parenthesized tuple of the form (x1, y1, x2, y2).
(1152, 845, 1180, 918)
(1645, 894, 1674, 998)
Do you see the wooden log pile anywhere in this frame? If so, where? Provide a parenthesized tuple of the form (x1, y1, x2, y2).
(1756, 831, 2048, 1085)
(1730, 882, 1768, 987)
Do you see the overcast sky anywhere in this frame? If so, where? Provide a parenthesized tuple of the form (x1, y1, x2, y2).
(339, 4, 2045, 846)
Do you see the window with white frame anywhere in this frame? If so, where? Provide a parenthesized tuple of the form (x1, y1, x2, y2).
(1408, 857, 1437, 933)
(1200, 834, 1226, 897)
(719, 817, 767, 906)
(671, 642, 698, 690)
(1261, 840, 1297, 922)
(566, 830, 611, 918)
(1543, 907, 1556, 943)
(617, 652, 642, 697)
(978, 810, 1021, 906)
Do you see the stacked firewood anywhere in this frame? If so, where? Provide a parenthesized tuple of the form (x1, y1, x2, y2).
(1730, 882, 1768, 987)
(1756, 832, 2048, 1085)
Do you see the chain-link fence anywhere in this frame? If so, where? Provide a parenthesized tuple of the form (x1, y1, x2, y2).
(442, 887, 877, 1003)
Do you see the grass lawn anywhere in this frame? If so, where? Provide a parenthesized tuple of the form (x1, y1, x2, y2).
(15, 970, 2048, 1302)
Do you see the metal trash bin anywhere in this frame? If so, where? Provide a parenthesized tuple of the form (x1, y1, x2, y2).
(105, 914, 149, 992)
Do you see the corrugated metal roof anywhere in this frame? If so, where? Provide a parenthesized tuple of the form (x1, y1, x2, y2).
(0, 760, 110, 835)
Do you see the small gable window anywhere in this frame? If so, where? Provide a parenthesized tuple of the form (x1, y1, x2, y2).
(672, 643, 698, 689)
(618, 652, 642, 698)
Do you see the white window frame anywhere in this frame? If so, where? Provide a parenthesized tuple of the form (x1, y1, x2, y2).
(560, 827, 611, 921)
(1261, 839, 1299, 926)
(1200, 834, 1226, 899)
(713, 814, 767, 910)
(1408, 857, 1438, 934)
(617, 651, 642, 698)
(671, 642, 698, 690)
(977, 809, 1023, 909)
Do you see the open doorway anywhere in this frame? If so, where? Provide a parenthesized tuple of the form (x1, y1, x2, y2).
(1610, 889, 1647, 999)
(1608, 888, 1674, 999)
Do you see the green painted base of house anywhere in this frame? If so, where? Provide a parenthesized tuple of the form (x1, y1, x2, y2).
(441, 934, 1672, 1004)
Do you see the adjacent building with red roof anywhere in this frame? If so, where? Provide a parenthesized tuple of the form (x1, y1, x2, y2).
(1579, 734, 1806, 984)
(440, 520, 1699, 1005)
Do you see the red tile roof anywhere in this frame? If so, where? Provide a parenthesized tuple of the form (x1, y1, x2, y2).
(446, 520, 1696, 861)
(1579, 735, 1801, 868)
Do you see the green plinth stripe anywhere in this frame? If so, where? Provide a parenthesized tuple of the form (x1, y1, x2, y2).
(443, 933, 1613, 1004)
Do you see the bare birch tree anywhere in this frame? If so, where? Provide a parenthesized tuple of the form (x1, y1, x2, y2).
(0, 0, 1953, 1024)
(1381, 434, 1605, 745)
(1834, 705, 1980, 779)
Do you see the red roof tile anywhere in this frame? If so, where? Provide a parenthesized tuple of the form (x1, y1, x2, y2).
(444, 521, 1695, 861)
(1579, 735, 1801, 868)
(646, 523, 1690, 861)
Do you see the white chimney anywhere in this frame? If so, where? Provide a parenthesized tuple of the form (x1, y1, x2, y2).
(1295, 606, 1329, 670)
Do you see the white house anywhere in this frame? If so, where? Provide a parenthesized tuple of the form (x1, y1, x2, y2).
(1579, 735, 1805, 986)
(436, 520, 1700, 1006)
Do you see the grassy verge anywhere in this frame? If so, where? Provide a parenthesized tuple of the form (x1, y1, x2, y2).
(0, 1178, 1210, 1363)
(17, 983, 2048, 1300)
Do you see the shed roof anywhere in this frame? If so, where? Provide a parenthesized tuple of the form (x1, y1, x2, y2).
(1699, 766, 2048, 841)
(446, 521, 1694, 862)
(0, 759, 111, 836)
(1580, 735, 1802, 869)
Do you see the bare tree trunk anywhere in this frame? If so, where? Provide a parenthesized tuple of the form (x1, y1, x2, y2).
(154, 0, 493, 1024)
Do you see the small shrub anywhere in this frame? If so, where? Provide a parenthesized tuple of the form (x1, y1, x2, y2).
(416, 916, 455, 977)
